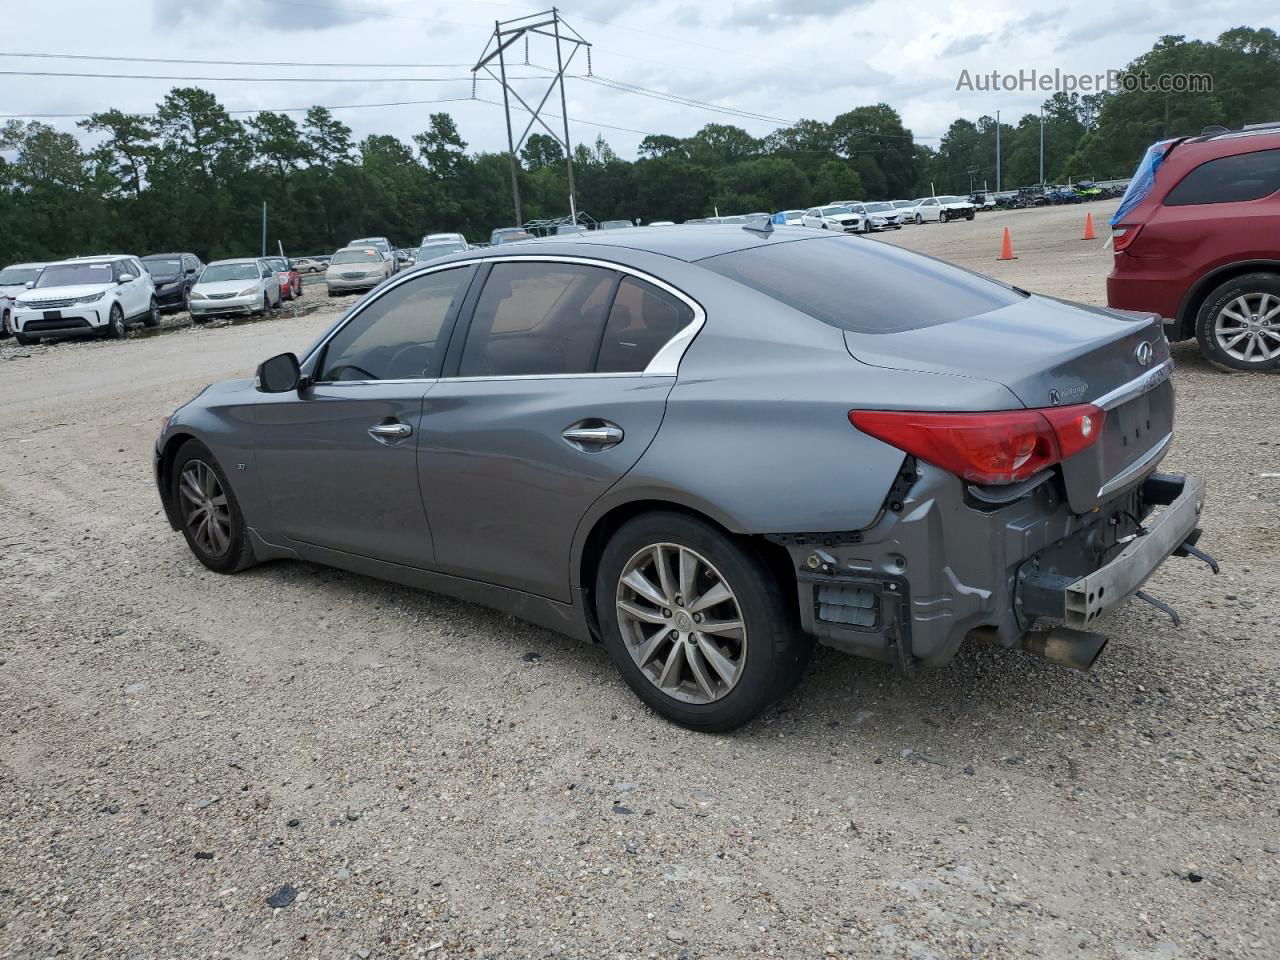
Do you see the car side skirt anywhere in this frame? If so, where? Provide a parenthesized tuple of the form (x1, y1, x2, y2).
(248, 529, 594, 643)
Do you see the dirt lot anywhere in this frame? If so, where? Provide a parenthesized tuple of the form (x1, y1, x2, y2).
(1, 201, 1277, 960)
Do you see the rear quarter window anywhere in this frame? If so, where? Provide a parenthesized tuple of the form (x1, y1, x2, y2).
(699, 235, 1023, 334)
(1164, 148, 1280, 205)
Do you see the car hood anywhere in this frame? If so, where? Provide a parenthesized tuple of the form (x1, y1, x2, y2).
(17, 283, 114, 303)
(843, 294, 1167, 408)
(195, 279, 259, 296)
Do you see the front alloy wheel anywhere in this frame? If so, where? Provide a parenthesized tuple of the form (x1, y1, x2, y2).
(172, 440, 256, 573)
(616, 543, 746, 705)
(1196, 273, 1280, 372)
(107, 303, 127, 339)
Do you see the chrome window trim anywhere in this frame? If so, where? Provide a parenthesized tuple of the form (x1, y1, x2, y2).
(1091, 357, 1174, 411)
(303, 253, 705, 384)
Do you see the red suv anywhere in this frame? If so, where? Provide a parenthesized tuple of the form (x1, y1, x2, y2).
(1106, 125, 1280, 371)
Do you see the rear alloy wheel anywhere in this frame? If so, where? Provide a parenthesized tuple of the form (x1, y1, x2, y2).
(597, 512, 811, 732)
(107, 302, 127, 339)
(142, 296, 160, 327)
(172, 440, 256, 573)
(1196, 273, 1280, 372)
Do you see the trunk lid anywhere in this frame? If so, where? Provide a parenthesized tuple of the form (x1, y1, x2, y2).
(844, 295, 1174, 512)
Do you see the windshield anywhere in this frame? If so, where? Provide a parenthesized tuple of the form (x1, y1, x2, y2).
(143, 257, 183, 279)
(892, 201, 913, 208)
(600, 220, 634, 229)
(820, 206, 852, 217)
(0, 266, 41, 285)
(701, 234, 1021, 335)
(864, 202, 894, 212)
(332, 249, 382, 265)
(417, 241, 465, 260)
(35, 262, 114, 288)
(199, 263, 259, 283)
(939, 196, 966, 204)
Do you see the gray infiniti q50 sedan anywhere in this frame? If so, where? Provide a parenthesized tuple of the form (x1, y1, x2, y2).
(154, 225, 1215, 731)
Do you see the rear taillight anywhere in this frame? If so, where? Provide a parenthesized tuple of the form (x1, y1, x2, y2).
(849, 404, 1105, 486)
(1111, 223, 1143, 253)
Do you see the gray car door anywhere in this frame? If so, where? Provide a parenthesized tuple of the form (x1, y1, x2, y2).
(252, 265, 475, 566)
(418, 259, 699, 602)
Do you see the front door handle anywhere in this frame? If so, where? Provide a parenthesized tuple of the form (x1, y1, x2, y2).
(562, 422, 624, 451)
(369, 421, 413, 442)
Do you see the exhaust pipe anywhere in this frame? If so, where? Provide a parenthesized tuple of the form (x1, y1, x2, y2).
(969, 625, 1108, 671)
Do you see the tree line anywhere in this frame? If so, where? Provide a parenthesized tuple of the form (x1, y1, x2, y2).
(1, 27, 1275, 263)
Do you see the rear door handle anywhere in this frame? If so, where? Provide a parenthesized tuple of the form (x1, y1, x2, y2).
(369, 421, 413, 442)
(562, 422, 624, 451)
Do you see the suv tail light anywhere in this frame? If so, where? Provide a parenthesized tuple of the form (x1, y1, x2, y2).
(1111, 223, 1143, 253)
(849, 405, 1104, 486)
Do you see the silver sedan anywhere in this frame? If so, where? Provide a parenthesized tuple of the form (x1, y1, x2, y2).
(154, 226, 1212, 730)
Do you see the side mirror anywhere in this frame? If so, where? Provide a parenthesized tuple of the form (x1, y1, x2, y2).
(118, 273, 134, 283)
(24, 280, 34, 289)
(256, 352, 302, 393)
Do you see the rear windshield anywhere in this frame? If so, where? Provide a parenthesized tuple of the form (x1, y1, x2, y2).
(332, 249, 382, 265)
(700, 235, 1023, 335)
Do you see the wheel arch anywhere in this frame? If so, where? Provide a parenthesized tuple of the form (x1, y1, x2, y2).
(157, 431, 201, 529)
(573, 494, 797, 643)
(1175, 259, 1280, 340)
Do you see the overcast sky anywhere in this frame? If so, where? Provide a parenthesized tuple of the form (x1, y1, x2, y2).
(4, 0, 1273, 158)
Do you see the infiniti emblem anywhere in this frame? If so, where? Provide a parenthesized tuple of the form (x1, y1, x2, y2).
(1135, 340, 1154, 367)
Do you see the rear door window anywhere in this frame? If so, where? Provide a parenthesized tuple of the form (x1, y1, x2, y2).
(457, 262, 617, 377)
(700, 235, 1023, 334)
(595, 277, 695, 373)
(1164, 148, 1280, 205)
(318, 267, 472, 382)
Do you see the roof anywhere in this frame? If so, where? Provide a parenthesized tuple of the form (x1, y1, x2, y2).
(452, 224, 826, 264)
(207, 257, 264, 265)
(142, 252, 195, 259)
(61, 254, 134, 263)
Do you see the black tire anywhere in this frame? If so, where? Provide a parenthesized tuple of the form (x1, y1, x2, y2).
(1, 309, 9, 339)
(966, 212, 975, 221)
(595, 511, 812, 732)
(1195, 272, 1280, 372)
(171, 439, 257, 574)
(259, 293, 270, 315)
(915, 214, 923, 225)
(182, 288, 191, 313)
(940, 210, 949, 223)
(106, 302, 127, 339)
(142, 296, 160, 327)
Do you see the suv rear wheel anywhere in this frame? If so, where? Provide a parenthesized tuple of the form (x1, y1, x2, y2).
(595, 512, 811, 732)
(1195, 273, 1280, 372)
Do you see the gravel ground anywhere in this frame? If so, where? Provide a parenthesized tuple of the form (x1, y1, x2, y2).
(1, 203, 1277, 960)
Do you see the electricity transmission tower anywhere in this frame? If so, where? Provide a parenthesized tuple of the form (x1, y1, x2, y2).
(473, 8, 590, 227)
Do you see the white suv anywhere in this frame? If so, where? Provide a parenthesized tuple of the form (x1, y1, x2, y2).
(0, 261, 49, 338)
(11, 255, 158, 345)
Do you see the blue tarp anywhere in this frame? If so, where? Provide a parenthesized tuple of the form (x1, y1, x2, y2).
(1111, 139, 1176, 225)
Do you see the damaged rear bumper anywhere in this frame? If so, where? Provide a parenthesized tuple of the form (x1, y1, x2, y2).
(778, 467, 1211, 674)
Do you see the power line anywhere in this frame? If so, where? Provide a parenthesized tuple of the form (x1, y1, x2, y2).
(0, 96, 481, 120)
(579, 74, 796, 127)
(0, 51, 475, 69)
(0, 69, 558, 83)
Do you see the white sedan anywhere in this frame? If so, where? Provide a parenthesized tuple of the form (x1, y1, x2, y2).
(799, 205, 865, 233)
(189, 258, 281, 320)
(911, 196, 978, 224)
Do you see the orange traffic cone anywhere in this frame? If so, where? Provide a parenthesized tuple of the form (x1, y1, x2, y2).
(1082, 212, 1096, 240)
(998, 227, 1017, 260)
